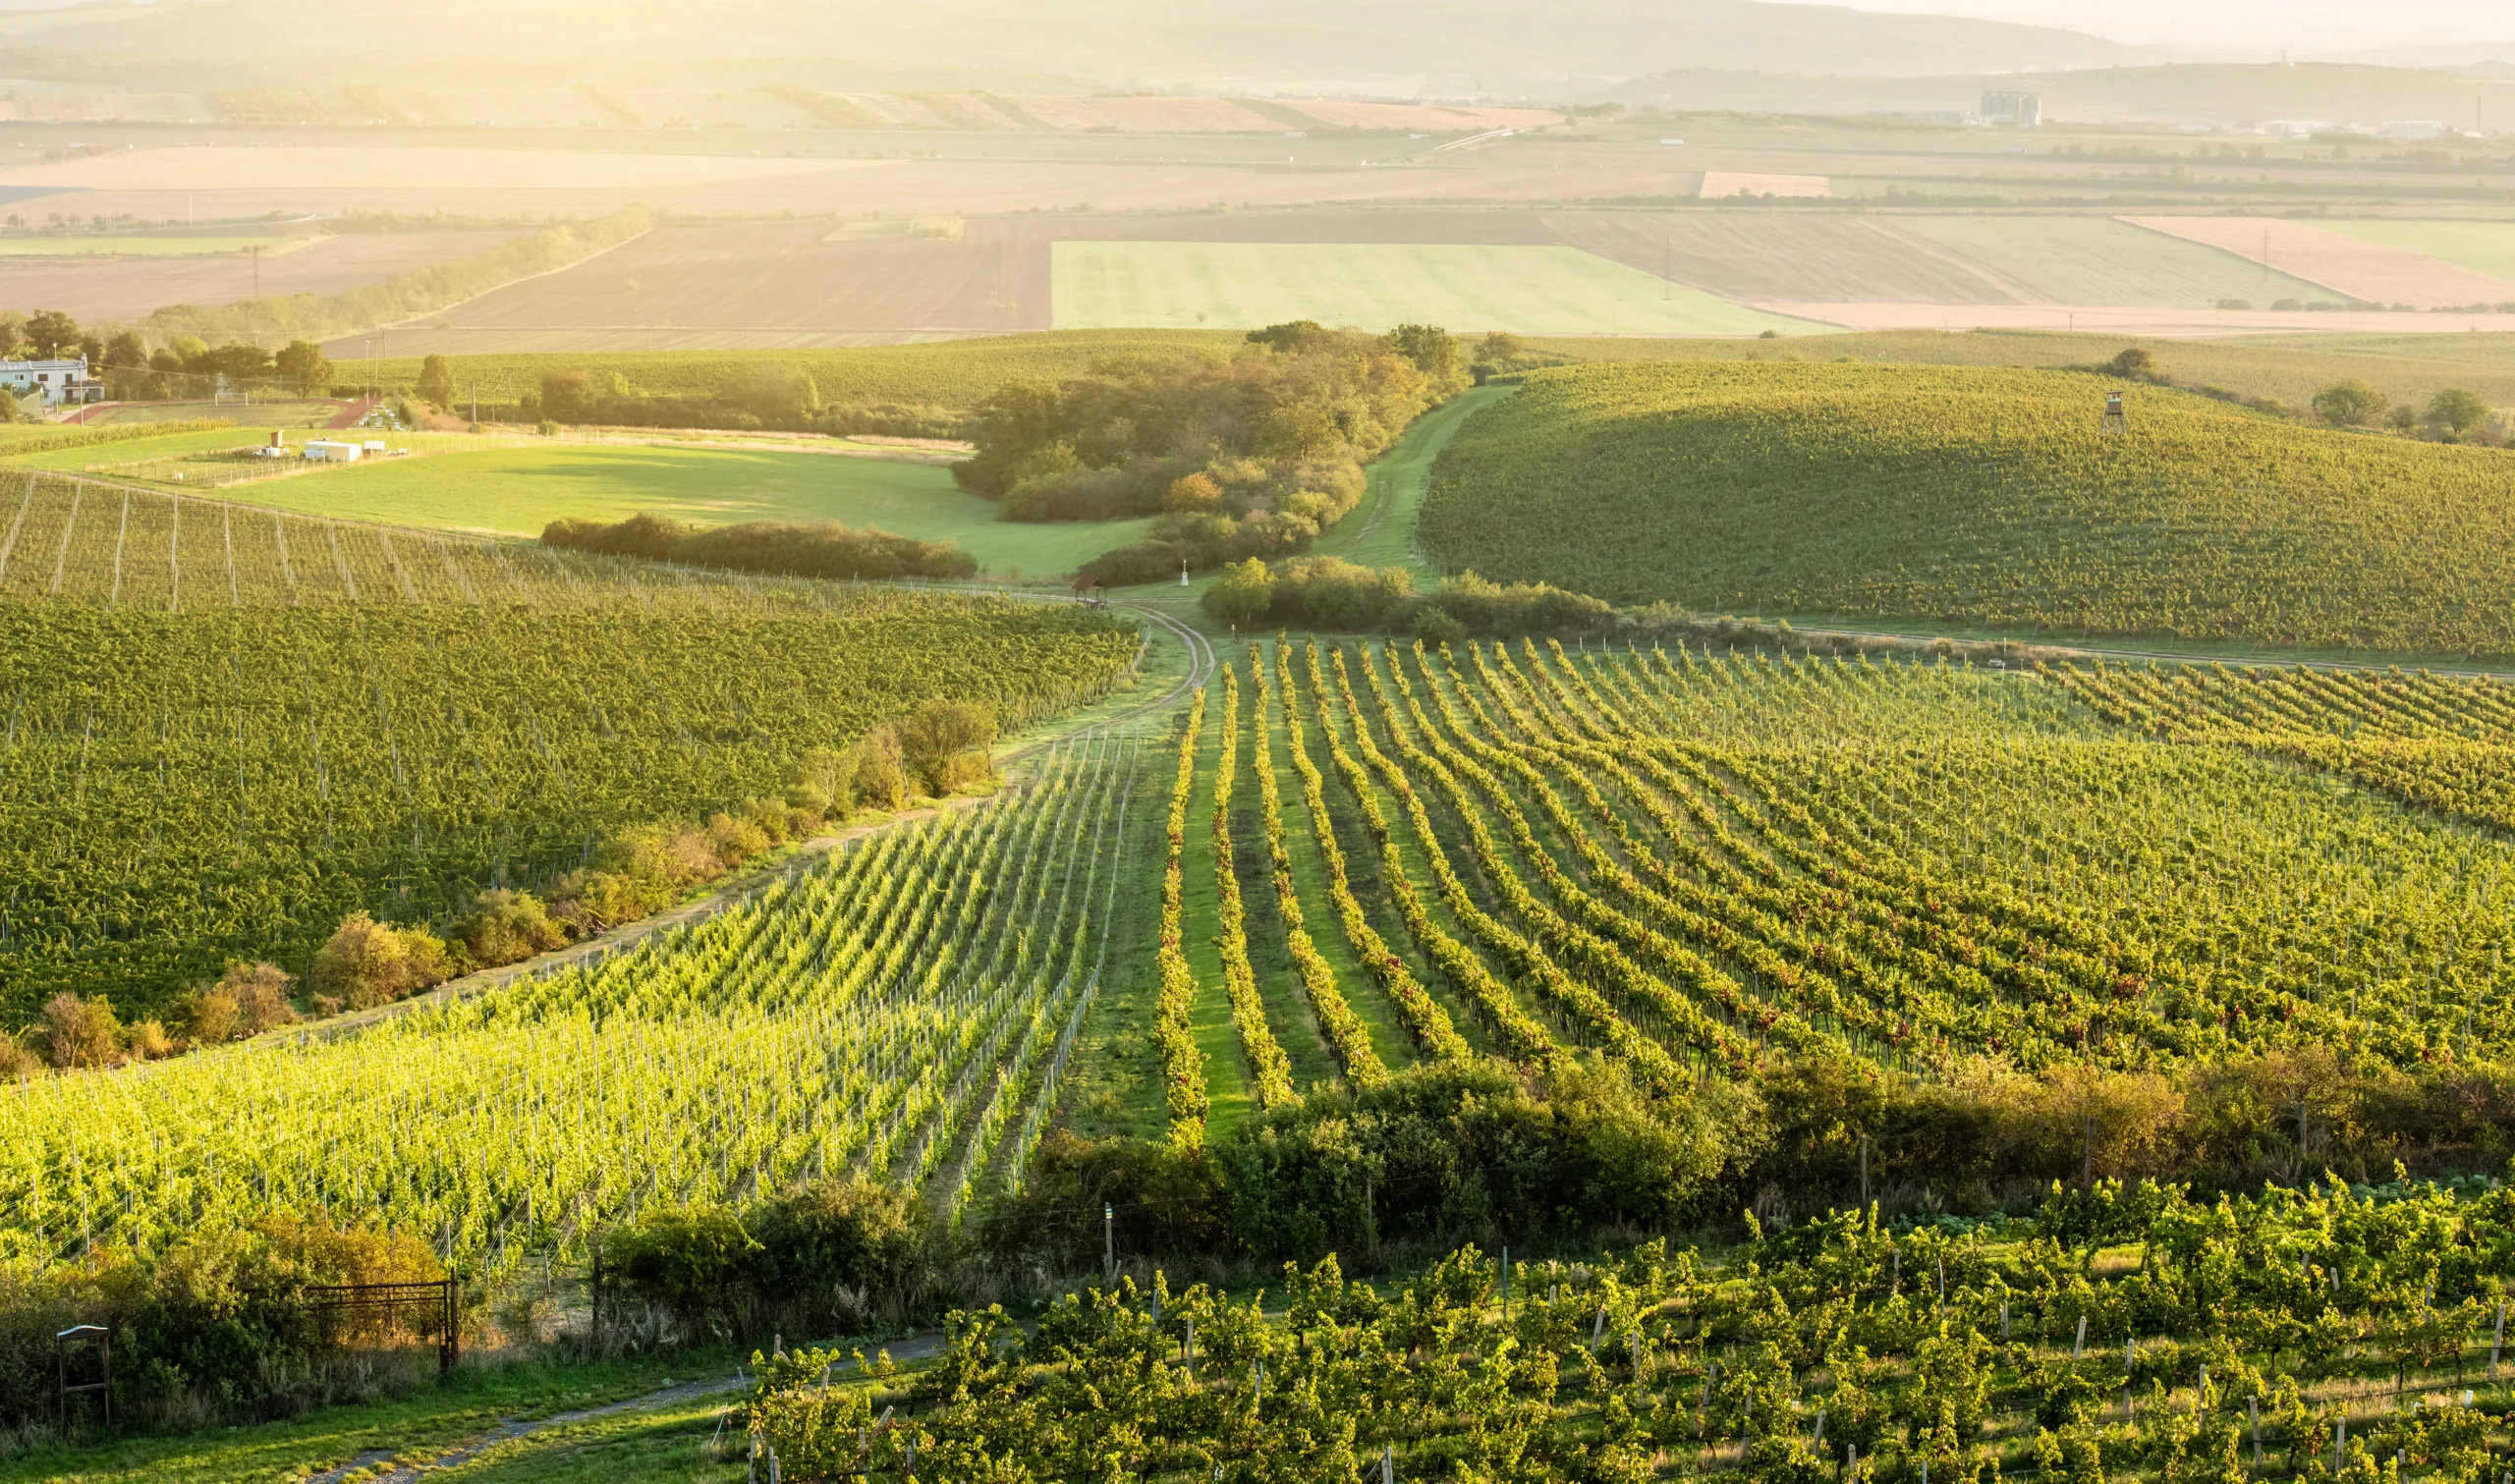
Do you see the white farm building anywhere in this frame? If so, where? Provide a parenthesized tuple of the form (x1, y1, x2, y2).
(0, 357, 102, 408)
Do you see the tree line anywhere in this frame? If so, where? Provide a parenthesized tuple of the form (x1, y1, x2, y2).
(955, 321, 1471, 585)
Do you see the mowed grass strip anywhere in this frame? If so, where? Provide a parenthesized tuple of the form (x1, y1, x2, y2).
(1051, 242, 1827, 337)
(154, 443, 1150, 577)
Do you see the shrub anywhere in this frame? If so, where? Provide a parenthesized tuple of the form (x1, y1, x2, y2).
(851, 727, 911, 810)
(40, 993, 123, 1070)
(450, 889, 568, 969)
(2428, 387, 2493, 439)
(893, 700, 998, 797)
(784, 745, 858, 818)
(600, 1205, 761, 1323)
(2312, 379, 2388, 426)
(1201, 557, 1276, 630)
(310, 912, 456, 1012)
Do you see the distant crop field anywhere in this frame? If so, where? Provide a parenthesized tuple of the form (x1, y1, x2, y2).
(1895, 215, 2338, 307)
(2320, 221, 2515, 293)
(2122, 217, 2515, 309)
(0, 235, 299, 256)
(1050, 242, 1827, 336)
(209, 442, 1150, 577)
(0, 228, 522, 322)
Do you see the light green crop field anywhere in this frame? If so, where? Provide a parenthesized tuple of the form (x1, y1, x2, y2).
(2320, 220, 2515, 288)
(196, 443, 1150, 577)
(1897, 216, 2342, 305)
(0, 235, 291, 256)
(1051, 242, 1830, 336)
(0, 428, 256, 468)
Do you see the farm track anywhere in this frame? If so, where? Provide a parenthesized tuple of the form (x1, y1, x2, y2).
(307, 1333, 951, 1484)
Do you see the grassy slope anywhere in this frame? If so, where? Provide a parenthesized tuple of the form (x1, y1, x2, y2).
(1050, 242, 1826, 337)
(1307, 384, 1511, 581)
(1895, 215, 2340, 306)
(1422, 359, 2515, 660)
(0, 1353, 732, 1484)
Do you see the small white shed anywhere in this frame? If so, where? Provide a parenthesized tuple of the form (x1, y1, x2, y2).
(303, 440, 363, 463)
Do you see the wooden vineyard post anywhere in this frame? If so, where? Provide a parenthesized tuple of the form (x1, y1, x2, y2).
(2492, 1301, 2506, 1379)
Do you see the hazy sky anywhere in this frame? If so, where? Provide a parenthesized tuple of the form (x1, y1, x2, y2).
(1828, 0, 2513, 54)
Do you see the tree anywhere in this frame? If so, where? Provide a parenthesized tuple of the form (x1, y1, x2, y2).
(2104, 347, 2157, 380)
(728, 361, 818, 422)
(1382, 323, 1461, 384)
(2312, 381, 2388, 427)
(2427, 388, 2492, 439)
(851, 726, 910, 810)
(102, 329, 146, 370)
(1247, 320, 1330, 353)
(416, 353, 457, 410)
(0, 388, 24, 425)
(450, 889, 567, 968)
(39, 992, 122, 1069)
(1202, 557, 1277, 630)
(311, 911, 455, 1011)
(23, 308, 80, 358)
(1163, 471, 1224, 513)
(894, 699, 1000, 796)
(539, 369, 594, 423)
(275, 340, 334, 397)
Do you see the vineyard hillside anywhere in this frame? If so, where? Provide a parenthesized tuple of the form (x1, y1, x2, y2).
(0, 473, 1143, 1020)
(1421, 362, 2515, 658)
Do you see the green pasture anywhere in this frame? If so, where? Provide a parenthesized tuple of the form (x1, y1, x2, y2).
(178, 443, 1150, 577)
(82, 399, 344, 428)
(0, 428, 259, 468)
(1051, 242, 1827, 337)
(2321, 220, 2515, 289)
(1899, 215, 2342, 306)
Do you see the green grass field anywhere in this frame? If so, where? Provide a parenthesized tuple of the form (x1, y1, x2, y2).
(2320, 220, 2515, 289)
(79, 399, 343, 428)
(1898, 215, 2342, 305)
(1051, 242, 1828, 337)
(194, 443, 1149, 577)
(1423, 359, 2515, 659)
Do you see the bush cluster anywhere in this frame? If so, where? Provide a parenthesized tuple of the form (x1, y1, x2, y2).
(953, 322, 1466, 583)
(14, 705, 996, 1078)
(525, 361, 968, 440)
(1201, 556, 1614, 642)
(0, 1210, 444, 1433)
(540, 512, 978, 582)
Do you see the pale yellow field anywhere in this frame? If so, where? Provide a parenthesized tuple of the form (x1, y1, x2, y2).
(2, 145, 861, 192)
(1277, 99, 1561, 132)
(2122, 216, 2515, 309)
(1009, 94, 1286, 132)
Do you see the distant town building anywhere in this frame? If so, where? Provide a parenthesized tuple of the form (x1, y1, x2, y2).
(0, 357, 102, 408)
(1981, 91, 2042, 128)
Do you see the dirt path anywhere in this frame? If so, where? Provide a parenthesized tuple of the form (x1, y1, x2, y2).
(309, 1334, 947, 1484)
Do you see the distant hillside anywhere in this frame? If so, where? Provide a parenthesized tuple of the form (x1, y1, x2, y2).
(7, 0, 2162, 96)
(1611, 61, 2512, 127)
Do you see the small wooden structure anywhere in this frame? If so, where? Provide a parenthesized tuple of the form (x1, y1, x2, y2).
(2102, 390, 2128, 436)
(56, 1324, 109, 1429)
